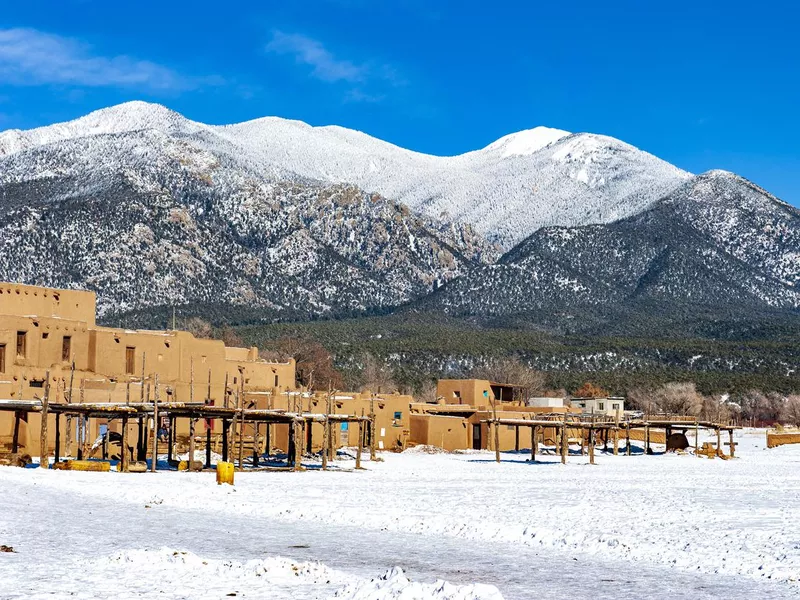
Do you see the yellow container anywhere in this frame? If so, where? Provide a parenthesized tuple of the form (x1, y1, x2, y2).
(216, 461, 234, 485)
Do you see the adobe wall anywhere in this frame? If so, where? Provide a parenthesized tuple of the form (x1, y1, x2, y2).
(437, 379, 495, 406)
(0, 282, 96, 325)
(766, 431, 800, 448)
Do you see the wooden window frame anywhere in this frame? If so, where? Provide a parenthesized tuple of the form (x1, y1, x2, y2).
(16, 331, 26, 358)
(62, 336, 72, 362)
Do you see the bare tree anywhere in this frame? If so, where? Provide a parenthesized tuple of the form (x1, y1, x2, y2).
(782, 395, 800, 426)
(415, 380, 439, 404)
(627, 386, 657, 414)
(356, 353, 396, 393)
(653, 382, 702, 416)
(183, 317, 213, 339)
(275, 337, 343, 391)
(470, 357, 545, 402)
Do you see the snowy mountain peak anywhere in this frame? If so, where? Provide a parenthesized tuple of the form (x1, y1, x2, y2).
(0, 102, 692, 248)
(482, 126, 570, 158)
(0, 101, 202, 158)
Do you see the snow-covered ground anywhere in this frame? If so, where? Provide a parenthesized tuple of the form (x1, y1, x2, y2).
(1, 429, 799, 599)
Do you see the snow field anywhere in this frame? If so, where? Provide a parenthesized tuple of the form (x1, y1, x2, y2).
(1, 428, 798, 598)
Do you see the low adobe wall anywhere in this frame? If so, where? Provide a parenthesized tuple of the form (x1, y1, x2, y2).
(766, 431, 800, 448)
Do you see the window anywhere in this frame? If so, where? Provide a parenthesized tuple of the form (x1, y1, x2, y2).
(16, 331, 26, 357)
(394, 411, 402, 420)
(612, 403, 619, 410)
(62, 336, 71, 362)
(0, 344, 5, 372)
(274, 374, 279, 387)
(598, 402, 605, 410)
(125, 346, 135, 375)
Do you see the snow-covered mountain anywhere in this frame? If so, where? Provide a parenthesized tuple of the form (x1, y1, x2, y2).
(415, 170, 800, 333)
(0, 101, 796, 332)
(0, 101, 690, 249)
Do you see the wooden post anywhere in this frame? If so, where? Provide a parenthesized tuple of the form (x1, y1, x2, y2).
(613, 426, 619, 456)
(321, 414, 329, 471)
(716, 427, 721, 456)
(222, 419, 229, 462)
(356, 420, 363, 469)
(188, 417, 197, 471)
(40, 371, 50, 469)
(54, 411, 61, 465)
(625, 424, 631, 456)
(695, 421, 700, 456)
(236, 392, 244, 470)
(645, 424, 651, 455)
(79, 378, 87, 460)
(728, 429, 735, 458)
(252, 422, 260, 468)
(515, 425, 519, 452)
(151, 374, 159, 472)
(560, 418, 568, 465)
(580, 428, 586, 456)
(206, 424, 213, 469)
(530, 425, 536, 462)
(291, 419, 302, 471)
(589, 427, 595, 465)
(265, 421, 271, 460)
(369, 393, 377, 461)
(12, 412, 21, 453)
(168, 417, 175, 464)
(120, 415, 129, 473)
(66, 361, 75, 457)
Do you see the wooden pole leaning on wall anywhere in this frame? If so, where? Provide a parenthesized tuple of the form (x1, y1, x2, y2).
(151, 374, 159, 472)
(39, 371, 51, 469)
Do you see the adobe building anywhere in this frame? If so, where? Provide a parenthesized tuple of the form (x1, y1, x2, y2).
(410, 379, 581, 452)
(0, 282, 294, 455)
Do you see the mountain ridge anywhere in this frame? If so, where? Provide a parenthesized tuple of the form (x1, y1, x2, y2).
(0, 101, 691, 249)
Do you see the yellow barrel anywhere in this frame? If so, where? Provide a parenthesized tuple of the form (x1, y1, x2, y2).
(216, 461, 234, 485)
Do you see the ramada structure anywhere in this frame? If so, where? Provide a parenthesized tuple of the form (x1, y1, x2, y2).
(0, 282, 740, 471)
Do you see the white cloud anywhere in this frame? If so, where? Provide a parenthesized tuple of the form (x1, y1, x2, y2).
(266, 30, 365, 83)
(266, 30, 403, 102)
(0, 28, 217, 92)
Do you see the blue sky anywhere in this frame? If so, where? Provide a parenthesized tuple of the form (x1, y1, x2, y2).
(1, 0, 798, 206)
